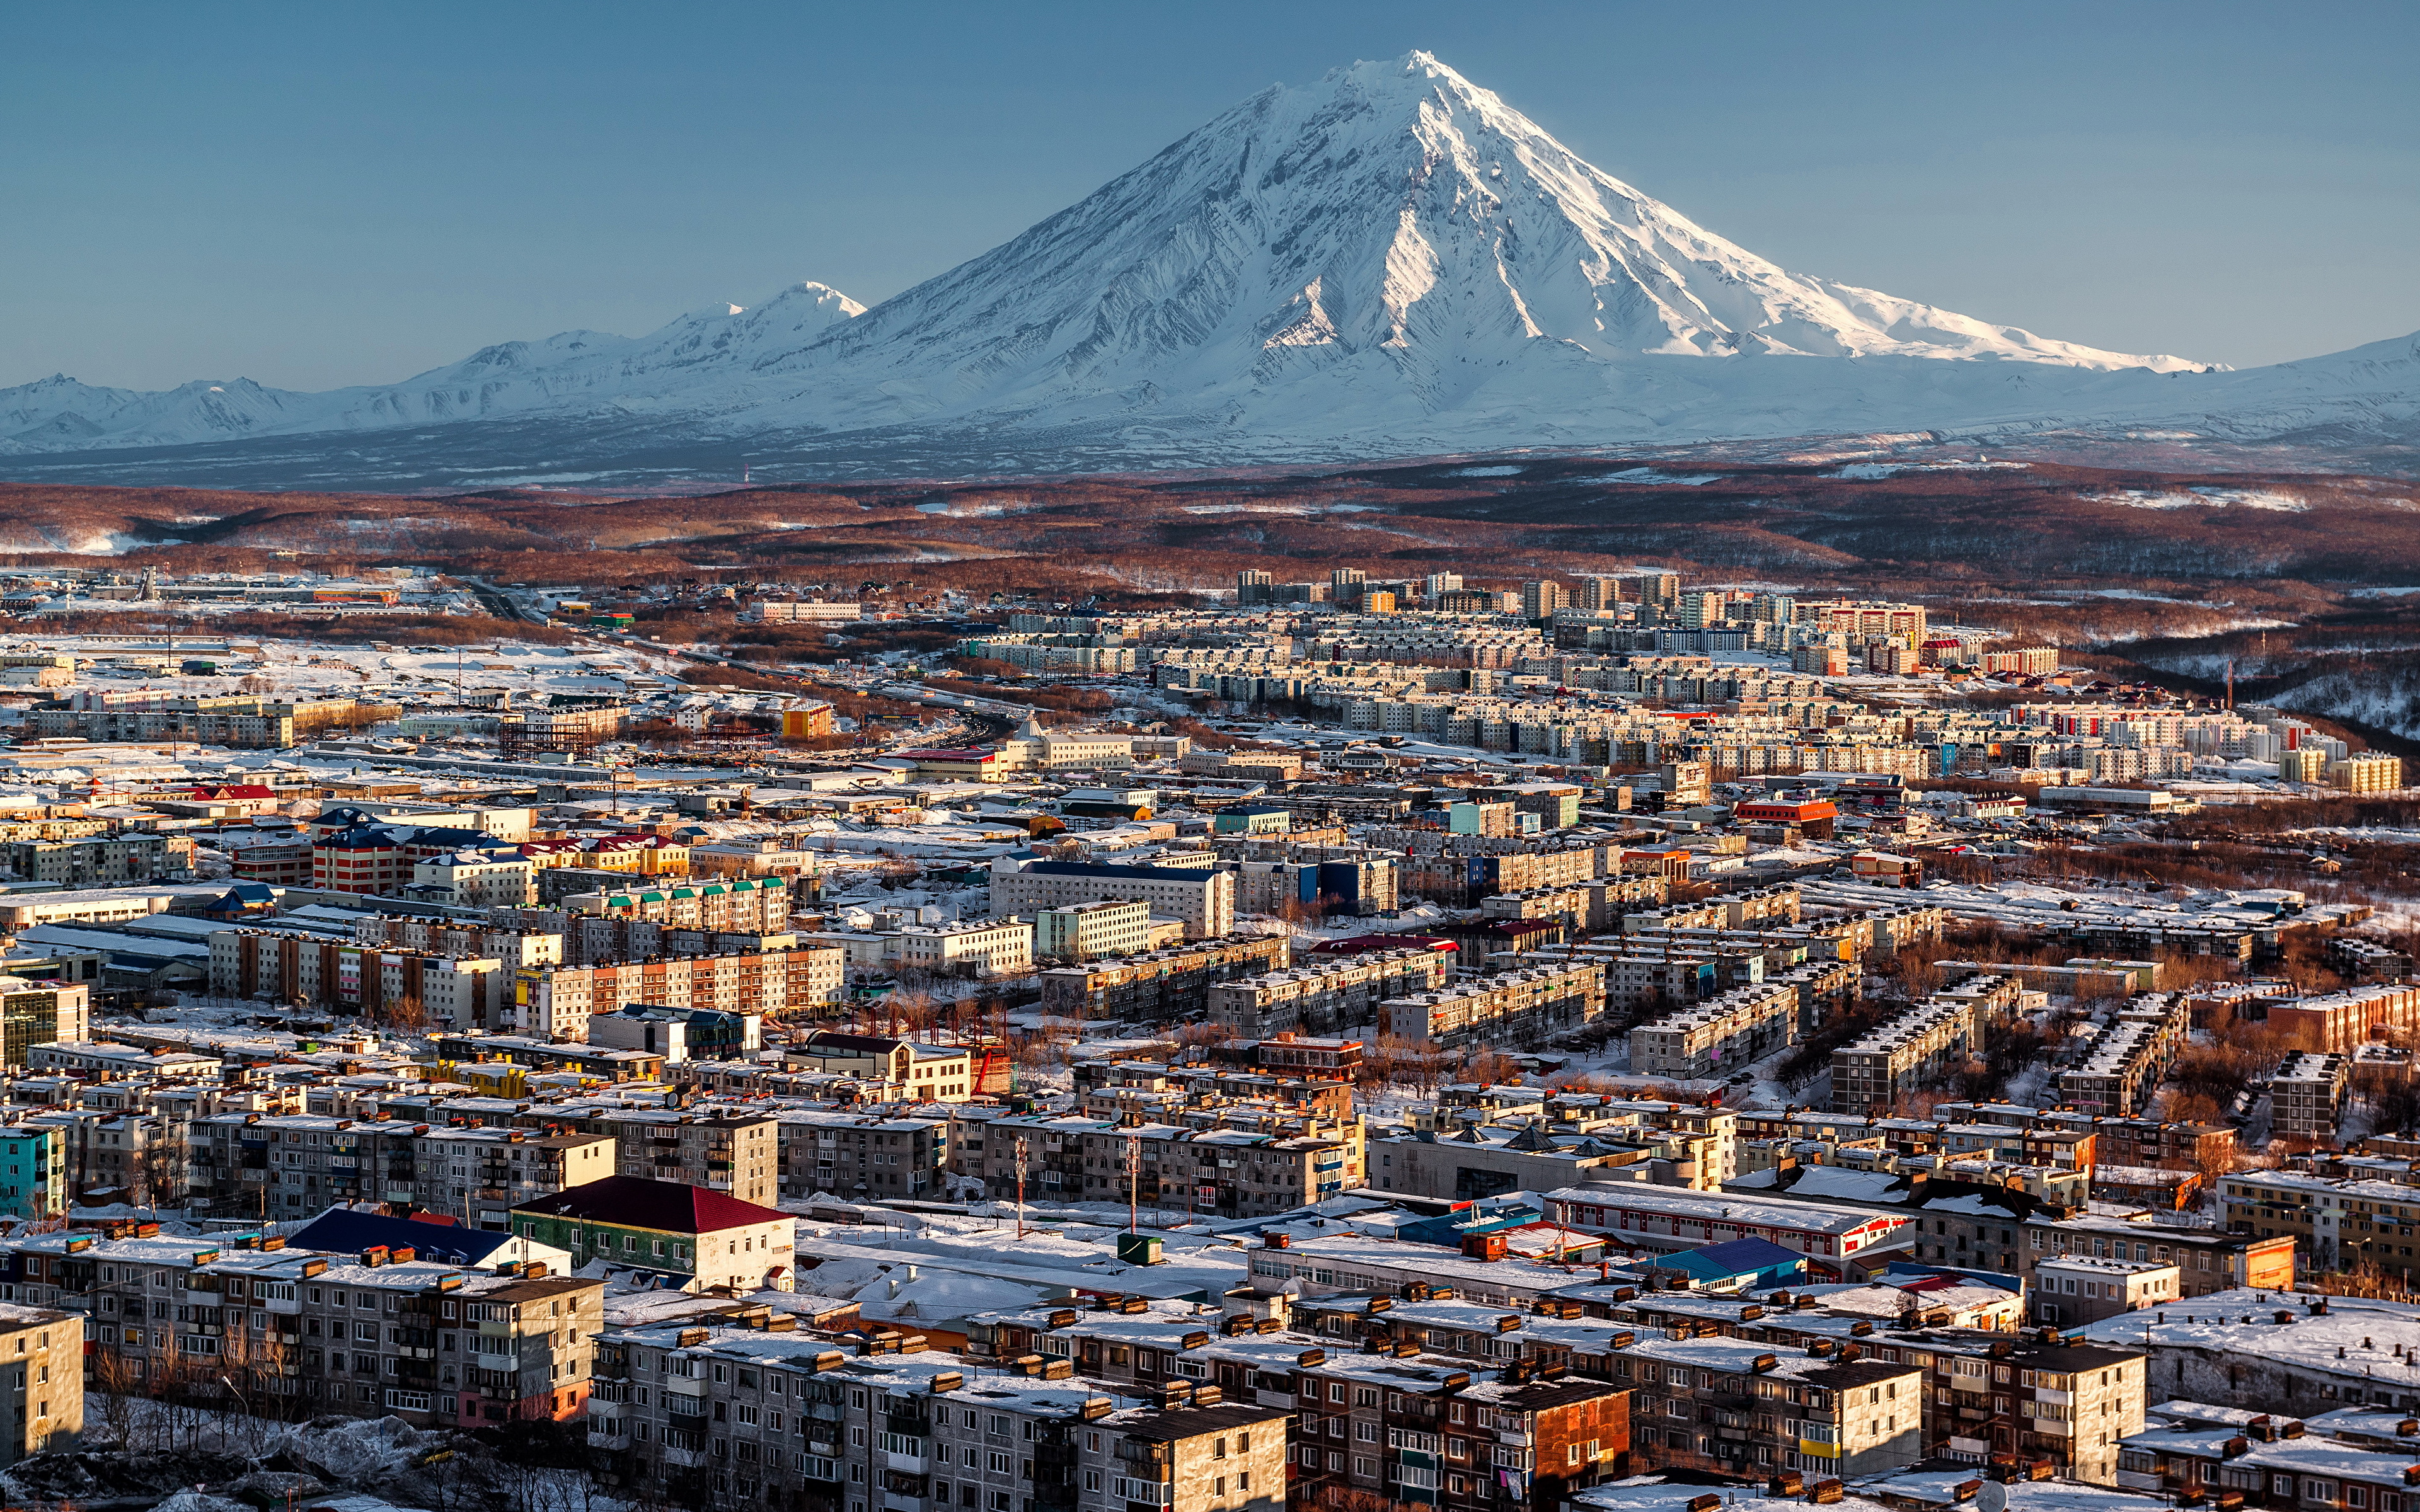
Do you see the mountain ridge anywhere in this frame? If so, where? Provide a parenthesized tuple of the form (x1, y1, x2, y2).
(3, 50, 2412, 486)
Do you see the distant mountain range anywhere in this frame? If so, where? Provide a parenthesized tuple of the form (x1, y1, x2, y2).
(5, 52, 2416, 489)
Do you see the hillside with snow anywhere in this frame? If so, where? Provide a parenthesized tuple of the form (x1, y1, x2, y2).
(2, 52, 2413, 488)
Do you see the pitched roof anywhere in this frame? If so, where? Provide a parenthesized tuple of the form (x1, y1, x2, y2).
(287, 1206, 520, 1266)
(508, 1175, 791, 1234)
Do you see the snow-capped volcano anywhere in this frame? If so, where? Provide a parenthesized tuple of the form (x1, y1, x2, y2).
(777, 49, 2199, 433)
(3, 51, 2411, 486)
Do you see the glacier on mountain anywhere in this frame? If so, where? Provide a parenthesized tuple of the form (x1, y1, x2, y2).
(2, 52, 2414, 485)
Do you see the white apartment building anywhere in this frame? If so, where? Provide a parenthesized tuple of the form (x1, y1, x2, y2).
(1035, 899, 1153, 961)
(990, 858, 1236, 939)
(891, 917, 1034, 976)
(411, 850, 538, 908)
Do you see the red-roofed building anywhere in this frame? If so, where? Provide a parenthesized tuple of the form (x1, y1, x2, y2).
(509, 1175, 796, 1293)
(1734, 797, 1838, 838)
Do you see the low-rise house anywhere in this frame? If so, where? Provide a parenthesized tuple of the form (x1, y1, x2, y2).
(510, 1176, 797, 1293)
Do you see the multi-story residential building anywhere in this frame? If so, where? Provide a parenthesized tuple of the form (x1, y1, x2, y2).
(417, 1126, 619, 1230)
(1877, 1329, 2146, 1483)
(185, 1114, 425, 1216)
(775, 1109, 949, 1202)
(191, 1113, 404, 1220)
(507, 943, 846, 1040)
(27, 692, 360, 747)
(581, 1112, 778, 1206)
(596, 1340, 1112, 1512)
(1374, 963, 1604, 1050)
(1037, 935, 1291, 1021)
(187, 1245, 603, 1427)
(1206, 948, 1453, 1038)
(0, 1305, 81, 1465)
(0, 1125, 64, 1219)
(2025, 1211, 2296, 1298)
(992, 860, 1235, 940)
(1286, 1348, 1628, 1512)
(950, 1109, 1360, 1218)
(1610, 1332, 1920, 1480)
(1035, 900, 1154, 963)
(1828, 977, 2018, 1116)
(2032, 1256, 2183, 1327)
(409, 849, 539, 908)
(2271, 1052, 2351, 1142)
(209, 929, 513, 1028)
(562, 876, 795, 933)
(350, 915, 565, 971)
(784, 1033, 976, 1101)
(510, 1176, 797, 1293)
(2216, 1170, 2420, 1281)
(1081, 1393, 1290, 1512)
(0, 976, 91, 1067)
(1630, 982, 1799, 1080)
(890, 917, 1034, 977)
(2057, 995, 2192, 1118)
(5, 833, 193, 885)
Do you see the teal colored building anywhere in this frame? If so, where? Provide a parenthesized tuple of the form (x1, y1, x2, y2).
(0, 1127, 63, 1220)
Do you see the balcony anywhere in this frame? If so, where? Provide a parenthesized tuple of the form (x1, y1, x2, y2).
(664, 1445, 706, 1470)
(885, 1450, 929, 1474)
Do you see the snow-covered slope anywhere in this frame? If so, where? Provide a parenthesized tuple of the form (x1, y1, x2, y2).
(757, 50, 2201, 440)
(1, 52, 2411, 481)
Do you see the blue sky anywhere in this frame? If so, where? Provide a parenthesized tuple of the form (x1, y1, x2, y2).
(6, 1, 2414, 391)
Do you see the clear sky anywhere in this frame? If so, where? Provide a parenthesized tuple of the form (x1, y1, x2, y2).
(6, 0, 2414, 392)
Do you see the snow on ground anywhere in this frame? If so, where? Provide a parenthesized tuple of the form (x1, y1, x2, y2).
(2089, 486, 2308, 512)
(1827, 459, 2027, 479)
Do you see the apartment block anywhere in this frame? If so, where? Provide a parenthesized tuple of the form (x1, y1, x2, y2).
(0, 1305, 79, 1464)
(2024, 1211, 2296, 1298)
(507, 944, 844, 1040)
(349, 915, 565, 971)
(1038, 935, 1290, 1021)
(417, 1126, 618, 1230)
(189, 1113, 425, 1220)
(1373, 963, 1605, 1049)
(2057, 994, 2189, 1118)
(1829, 976, 2016, 1116)
(1206, 948, 1453, 1038)
(991, 860, 1236, 940)
(1881, 1329, 2145, 1483)
(1611, 1333, 1920, 1479)
(1630, 981, 1799, 1080)
(891, 917, 1034, 977)
(1035, 900, 1154, 963)
(1081, 1395, 1288, 1512)
(774, 1110, 948, 1202)
(2270, 1051, 2350, 1141)
(948, 1108, 1360, 1217)
(584, 1112, 778, 1206)
(563, 876, 795, 932)
(0, 977, 91, 1068)
(209, 929, 512, 1029)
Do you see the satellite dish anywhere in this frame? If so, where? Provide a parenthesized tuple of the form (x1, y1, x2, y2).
(1977, 1482, 2009, 1512)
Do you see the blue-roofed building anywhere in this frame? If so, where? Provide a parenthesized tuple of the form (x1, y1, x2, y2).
(1644, 1235, 1808, 1292)
(285, 1206, 572, 1271)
